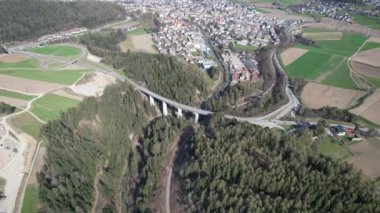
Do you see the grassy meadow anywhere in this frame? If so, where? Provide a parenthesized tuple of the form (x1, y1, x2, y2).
(0, 58, 39, 69)
(11, 112, 43, 140)
(27, 45, 82, 56)
(0, 89, 36, 100)
(31, 94, 80, 122)
(0, 68, 85, 85)
(284, 30, 367, 89)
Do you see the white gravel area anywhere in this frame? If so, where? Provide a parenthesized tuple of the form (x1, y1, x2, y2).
(70, 72, 116, 97)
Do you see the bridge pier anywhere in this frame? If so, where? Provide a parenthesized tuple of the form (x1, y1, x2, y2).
(162, 102, 168, 116)
(194, 113, 199, 123)
(149, 95, 154, 106)
(177, 108, 182, 118)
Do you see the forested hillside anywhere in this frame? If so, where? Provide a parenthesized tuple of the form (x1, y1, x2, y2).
(37, 81, 188, 212)
(178, 115, 380, 212)
(38, 83, 156, 212)
(0, 0, 125, 42)
(79, 29, 126, 57)
(103, 52, 211, 106)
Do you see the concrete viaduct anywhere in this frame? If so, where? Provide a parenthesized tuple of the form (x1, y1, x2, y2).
(125, 77, 212, 123)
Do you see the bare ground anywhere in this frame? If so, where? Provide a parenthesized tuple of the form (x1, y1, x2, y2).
(0, 54, 29, 63)
(303, 18, 380, 39)
(87, 52, 102, 63)
(0, 75, 62, 94)
(351, 89, 380, 124)
(301, 82, 364, 109)
(52, 88, 84, 101)
(351, 48, 380, 68)
(351, 61, 380, 78)
(280, 47, 308, 66)
(70, 72, 116, 97)
(346, 138, 380, 179)
(131, 35, 156, 53)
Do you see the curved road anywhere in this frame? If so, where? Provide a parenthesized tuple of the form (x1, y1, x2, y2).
(11, 41, 298, 129)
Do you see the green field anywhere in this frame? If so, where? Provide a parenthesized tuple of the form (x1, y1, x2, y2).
(31, 94, 80, 122)
(317, 33, 367, 57)
(0, 58, 39, 69)
(352, 14, 380, 30)
(284, 31, 367, 89)
(285, 51, 332, 79)
(319, 137, 352, 159)
(127, 28, 147, 35)
(359, 41, 380, 52)
(11, 112, 43, 139)
(21, 184, 38, 213)
(235, 44, 261, 52)
(0, 89, 35, 100)
(0, 69, 85, 85)
(322, 59, 357, 89)
(27, 45, 82, 56)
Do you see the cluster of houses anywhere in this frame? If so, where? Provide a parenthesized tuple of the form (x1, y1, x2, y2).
(329, 125, 362, 142)
(152, 21, 214, 67)
(292, 0, 380, 23)
(292, 0, 354, 23)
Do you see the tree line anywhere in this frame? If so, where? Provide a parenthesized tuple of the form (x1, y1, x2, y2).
(178, 114, 380, 212)
(0, 0, 125, 43)
(0, 102, 15, 114)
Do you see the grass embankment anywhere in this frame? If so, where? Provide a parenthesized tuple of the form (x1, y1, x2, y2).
(11, 112, 44, 140)
(31, 94, 80, 122)
(21, 184, 39, 213)
(0, 59, 39, 69)
(0, 69, 85, 85)
(27, 45, 82, 56)
(319, 136, 352, 159)
(0, 89, 35, 100)
(284, 31, 367, 89)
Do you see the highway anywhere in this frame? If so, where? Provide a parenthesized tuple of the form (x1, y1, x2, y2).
(13, 33, 378, 131)
(9, 41, 298, 129)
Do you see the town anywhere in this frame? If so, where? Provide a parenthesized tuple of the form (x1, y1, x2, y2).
(123, 0, 296, 83)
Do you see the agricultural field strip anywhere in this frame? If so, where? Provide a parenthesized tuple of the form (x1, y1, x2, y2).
(30, 93, 81, 123)
(0, 88, 37, 100)
(0, 67, 88, 85)
(27, 45, 82, 57)
(286, 33, 368, 89)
